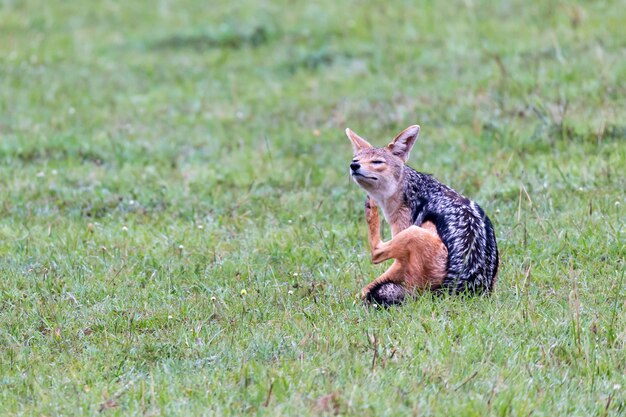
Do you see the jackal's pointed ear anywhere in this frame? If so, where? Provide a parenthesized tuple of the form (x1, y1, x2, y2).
(345, 128, 373, 154)
(387, 125, 420, 162)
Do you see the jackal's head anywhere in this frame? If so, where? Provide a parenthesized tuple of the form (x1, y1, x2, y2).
(345, 125, 420, 201)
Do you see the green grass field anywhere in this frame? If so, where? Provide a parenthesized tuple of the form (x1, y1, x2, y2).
(1, 0, 625, 415)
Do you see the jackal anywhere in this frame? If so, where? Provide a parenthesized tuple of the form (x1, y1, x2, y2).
(347, 125, 499, 305)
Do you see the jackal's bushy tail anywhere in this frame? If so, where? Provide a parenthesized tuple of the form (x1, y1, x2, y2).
(366, 282, 406, 306)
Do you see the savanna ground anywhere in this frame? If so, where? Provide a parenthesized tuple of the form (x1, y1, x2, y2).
(1, 0, 625, 415)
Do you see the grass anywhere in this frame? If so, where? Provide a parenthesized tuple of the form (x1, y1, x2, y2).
(0, 0, 625, 415)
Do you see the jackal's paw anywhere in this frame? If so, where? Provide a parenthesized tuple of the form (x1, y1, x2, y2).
(364, 197, 378, 221)
(360, 281, 378, 301)
(360, 287, 371, 301)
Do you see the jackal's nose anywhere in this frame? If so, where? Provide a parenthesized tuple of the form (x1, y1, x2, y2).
(350, 163, 360, 172)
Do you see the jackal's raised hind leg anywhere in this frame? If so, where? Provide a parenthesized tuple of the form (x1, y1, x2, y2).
(361, 198, 448, 302)
(364, 197, 394, 264)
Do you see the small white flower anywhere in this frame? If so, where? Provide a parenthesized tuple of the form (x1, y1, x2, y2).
(129, 200, 135, 205)
(68, 107, 76, 115)
(614, 384, 622, 390)
(288, 290, 294, 295)
(615, 201, 621, 207)
(197, 225, 203, 229)
(51, 170, 58, 176)
(240, 289, 247, 296)
(122, 226, 128, 232)
(292, 272, 298, 277)
(36, 171, 45, 178)
(178, 244, 184, 250)
(210, 296, 216, 301)
(168, 315, 173, 319)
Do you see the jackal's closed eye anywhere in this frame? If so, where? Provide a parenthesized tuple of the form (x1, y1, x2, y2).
(372, 160, 385, 165)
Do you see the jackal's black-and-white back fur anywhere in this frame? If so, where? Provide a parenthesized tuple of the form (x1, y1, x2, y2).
(372, 165, 499, 303)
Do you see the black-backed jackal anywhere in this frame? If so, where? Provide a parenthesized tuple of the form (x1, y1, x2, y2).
(347, 125, 499, 305)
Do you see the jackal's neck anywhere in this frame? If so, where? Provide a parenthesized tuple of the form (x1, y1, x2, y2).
(373, 167, 413, 237)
